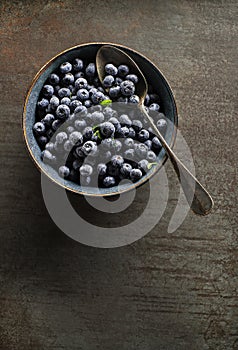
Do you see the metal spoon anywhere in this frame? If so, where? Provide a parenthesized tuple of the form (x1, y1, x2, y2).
(96, 45, 213, 215)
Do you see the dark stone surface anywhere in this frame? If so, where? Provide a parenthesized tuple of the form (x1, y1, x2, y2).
(0, 0, 237, 349)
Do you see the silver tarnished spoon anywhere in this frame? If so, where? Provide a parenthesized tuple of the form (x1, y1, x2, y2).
(96, 45, 213, 215)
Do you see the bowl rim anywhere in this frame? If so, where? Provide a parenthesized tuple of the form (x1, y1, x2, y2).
(23, 41, 178, 197)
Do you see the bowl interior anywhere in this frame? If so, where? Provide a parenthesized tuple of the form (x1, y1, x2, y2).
(24, 43, 177, 196)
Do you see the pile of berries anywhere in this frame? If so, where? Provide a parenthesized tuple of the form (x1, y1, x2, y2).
(33, 56, 168, 188)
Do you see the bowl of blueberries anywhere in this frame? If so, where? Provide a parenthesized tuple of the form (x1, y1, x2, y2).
(23, 42, 178, 196)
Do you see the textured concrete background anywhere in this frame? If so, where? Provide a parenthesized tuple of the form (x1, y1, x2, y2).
(0, 0, 237, 349)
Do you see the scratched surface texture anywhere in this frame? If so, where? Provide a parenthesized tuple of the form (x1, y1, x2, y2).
(0, 0, 237, 349)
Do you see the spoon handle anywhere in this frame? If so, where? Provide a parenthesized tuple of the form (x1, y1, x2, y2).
(142, 108, 214, 215)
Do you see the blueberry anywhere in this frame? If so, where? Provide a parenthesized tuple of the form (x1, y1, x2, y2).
(56, 104, 70, 120)
(97, 163, 107, 176)
(119, 114, 132, 127)
(152, 136, 162, 151)
(138, 159, 149, 173)
(97, 86, 105, 93)
(91, 111, 104, 124)
(93, 77, 100, 87)
(105, 63, 118, 76)
(108, 117, 120, 130)
(60, 62, 72, 74)
(112, 139, 122, 152)
(149, 93, 160, 103)
(70, 99, 82, 111)
(100, 122, 115, 138)
(50, 95, 60, 109)
(74, 119, 87, 130)
(130, 168, 142, 182)
(144, 94, 150, 106)
(129, 95, 140, 104)
(101, 138, 113, 149)
(103, 176, 116, 187)
(73, 58, 83, 72)
(56, 131, 68, 144)
(84, 100, 92, 108)
(74, 105, 87, 117)
(103, 106, 117, 119)
(80, 176, 91, 186)
(62, 73, 74, 86)
(81, 141, 97, 156)
(75, 77, 88, 90)
(138, 129, 150, 142)
(115, 77, 123, 85)
(77, 88, 89, 101)
(58, 88, 71, 98)
(120, 163, 132, 178)
(54, 85, 61, 93)
(108, 86, 121, 99)
(147, 150, 157, 162)
(61, 97, 71, 106)
(45, 142, 55, 152)
(149, 103, 160, 112)
(75, 71, 85, 79)
(37, 135, 48, 147)
(124, 148, 135, 160)
(144, 139, 152, 149)
(111, 154, 124, 167)
(135, 143, 148, 158)
(117, 96, 128, 103)
(69, 131, 83, 146)
(49, 73, 60, 85)
(89, 87, 98, 96)
(52, 119, 63, 131)
(91, 91, 105, 104)
(37, 98, 49, 109)
(103, 75, 115, 88)
(66, 126, 75, 134)
(33, 122, 45, 135)
(42, 113, 55, 126)
(85, 63, 96, 77)
(79, 164, 93, 176)
(118, 64, 129, 77)
(156, 118, 167, 133)
(125, 74, 138, 84)
(69, 84, 76, 93)
(46, 129, 54, 140)
(58, 165, 70, 178)
(83, 126, 94, 140)
(85, 113, 93, 125)
(116, 126, 129, 138)
(120, 80, 135, 97)
(128, 127, 136, 138)
(132, 119, 143, 132)
(42, 84, 54, 97)
(63, 140, 73, 152)
(41, 150, 56, 164)
(124, 138, 134, 148)
(74, 146, 85, 158)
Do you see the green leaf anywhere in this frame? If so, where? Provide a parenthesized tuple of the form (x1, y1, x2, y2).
(93, 129, 102, 140)
(100, 99, 112, 106)
(147, 162, 158, 170)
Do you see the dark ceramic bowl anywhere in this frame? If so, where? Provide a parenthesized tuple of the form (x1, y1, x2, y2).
(23, 42, 178, 196)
